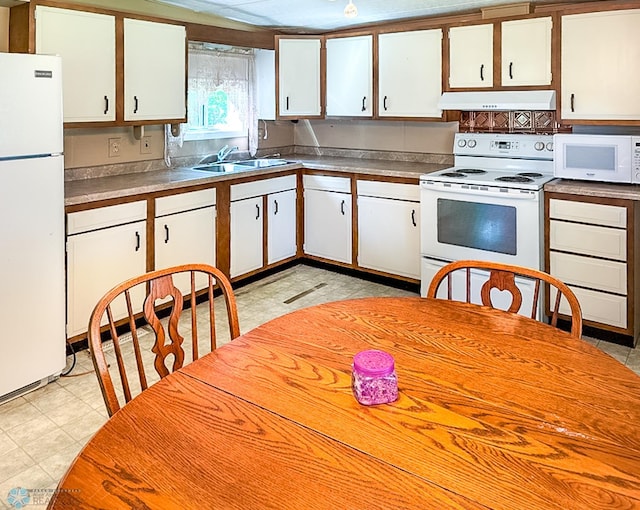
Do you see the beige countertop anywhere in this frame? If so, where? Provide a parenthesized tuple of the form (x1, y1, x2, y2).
(64, 156, 450, 207)
(544, 179, 640, 201)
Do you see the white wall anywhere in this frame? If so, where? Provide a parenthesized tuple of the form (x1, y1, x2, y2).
(294, 119, 457, 154)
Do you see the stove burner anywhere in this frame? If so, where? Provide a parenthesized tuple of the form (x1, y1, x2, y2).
(455, 168, 487, 174)
(495, 175, 534, 183)
(517, 172, 543, 178)
(440, 172, 467, 178)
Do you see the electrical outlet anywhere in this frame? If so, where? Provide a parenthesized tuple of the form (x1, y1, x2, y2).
(140, 136, 152, 154)
(108, 138, 121, 157)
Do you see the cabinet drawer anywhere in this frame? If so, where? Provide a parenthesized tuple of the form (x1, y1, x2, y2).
(550, 220, 626, 261)
(356, 180, 419, 201)
(550, 251, 627, 295)
(303, 174, 350, 193)
(549, 199, 626, 228)
(67, 201, 147, 235)
(551, 285, 627, 329)
(156, 188, 216, 217)
(231, 175, 296, 201)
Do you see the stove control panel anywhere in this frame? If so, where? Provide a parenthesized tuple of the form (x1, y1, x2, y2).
(454, 133, 554, 160)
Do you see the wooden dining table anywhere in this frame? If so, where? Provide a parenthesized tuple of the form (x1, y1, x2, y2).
(48, 297, 640, 509)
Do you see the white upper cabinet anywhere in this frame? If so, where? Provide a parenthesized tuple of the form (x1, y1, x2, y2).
(326, 35, 373, 117)
(255, 49, 276, 120)
(277, 38, 322, 117)
(501, 17, 552, 87)
(378, 29, 443, 118)
(449, 24, 493, 88)
(123, 18, 186, 122)
(562, 9, 640, 120)
(35, 6, 116, 122)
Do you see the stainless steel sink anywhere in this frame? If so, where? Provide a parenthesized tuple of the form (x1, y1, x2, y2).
(191, 159, 291, 173)
(191, 162, 239, 173)
(235, 158, 290, 168)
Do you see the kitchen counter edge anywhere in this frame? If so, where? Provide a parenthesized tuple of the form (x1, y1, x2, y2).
(65, 158, 449, 207)
(544, 179, 640, 201)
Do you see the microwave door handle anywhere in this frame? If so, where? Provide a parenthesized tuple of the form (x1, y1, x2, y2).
(421, 186, 538, 200)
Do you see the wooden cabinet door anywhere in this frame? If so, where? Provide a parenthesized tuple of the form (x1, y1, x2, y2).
(378, 29, 443, 117)
(277, 38, 321, 117)
(449, 24, 493, 88)
(304, 189, 352, 264)
(326, 35, 373, 117)
(123, 18, 186, 121)
(66, 221, 146, 337)
(358, 196, 420, 279)
(561, 9, 640, 120)
(230, 197, 264, 278)
(155, 206, 216, 294)
(35, 6, 115, 122)
(501, 17, 552, 87)
(267, 189, 297, 264)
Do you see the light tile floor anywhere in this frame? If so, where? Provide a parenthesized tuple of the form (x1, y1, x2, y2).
(1, 263, 638, 509)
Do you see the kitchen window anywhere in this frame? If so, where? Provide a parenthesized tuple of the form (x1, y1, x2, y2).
(184, 42, 257, 149)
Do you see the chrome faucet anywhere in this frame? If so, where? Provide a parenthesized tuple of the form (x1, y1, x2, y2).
(217, 145, 239, 162)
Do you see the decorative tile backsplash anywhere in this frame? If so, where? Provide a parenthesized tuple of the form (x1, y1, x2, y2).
(459, 110, 571, 134)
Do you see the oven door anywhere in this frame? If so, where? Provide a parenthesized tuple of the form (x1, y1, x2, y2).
(420, 181, 542, 269)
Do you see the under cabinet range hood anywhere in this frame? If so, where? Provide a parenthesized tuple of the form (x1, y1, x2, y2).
(438, 90, 556, 111)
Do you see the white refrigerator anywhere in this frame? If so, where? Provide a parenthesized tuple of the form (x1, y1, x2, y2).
(0, 53, 66, 403)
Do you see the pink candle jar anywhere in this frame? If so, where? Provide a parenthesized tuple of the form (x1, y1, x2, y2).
(352, 350, 398, 405)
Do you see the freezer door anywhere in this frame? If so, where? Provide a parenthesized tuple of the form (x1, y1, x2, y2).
(0, 155, 66, 398)
(0, 53, 63, 158)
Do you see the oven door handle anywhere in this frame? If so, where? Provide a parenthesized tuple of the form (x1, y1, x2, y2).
(420, 185, 538, 200)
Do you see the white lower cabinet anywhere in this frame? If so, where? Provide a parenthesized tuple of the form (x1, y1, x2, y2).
(267, 189, 297, 265)
(357, 181, 420, 279)
(66, 201, 147, 337)
(230, 196, 264, 278)
(546, 193, 637, 342)
(230, 175, 297, 278)
(303, 175, 352, 264)
(155, 188, 216, 294)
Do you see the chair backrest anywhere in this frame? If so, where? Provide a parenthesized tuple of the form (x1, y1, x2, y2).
(88, 263, 240, 416)
(426, 260, 582, 338)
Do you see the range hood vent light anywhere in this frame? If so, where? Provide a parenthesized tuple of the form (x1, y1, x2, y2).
(439, 90, 556, 111)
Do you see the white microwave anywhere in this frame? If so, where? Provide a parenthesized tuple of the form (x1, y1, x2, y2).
(553, 134, 640, 184)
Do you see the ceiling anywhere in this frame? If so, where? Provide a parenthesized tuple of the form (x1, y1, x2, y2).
(147, 0, 566, 32)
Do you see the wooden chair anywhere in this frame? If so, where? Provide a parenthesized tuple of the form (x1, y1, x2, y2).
(426, 260, 583, 338)
(88, 263, 240, 417)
